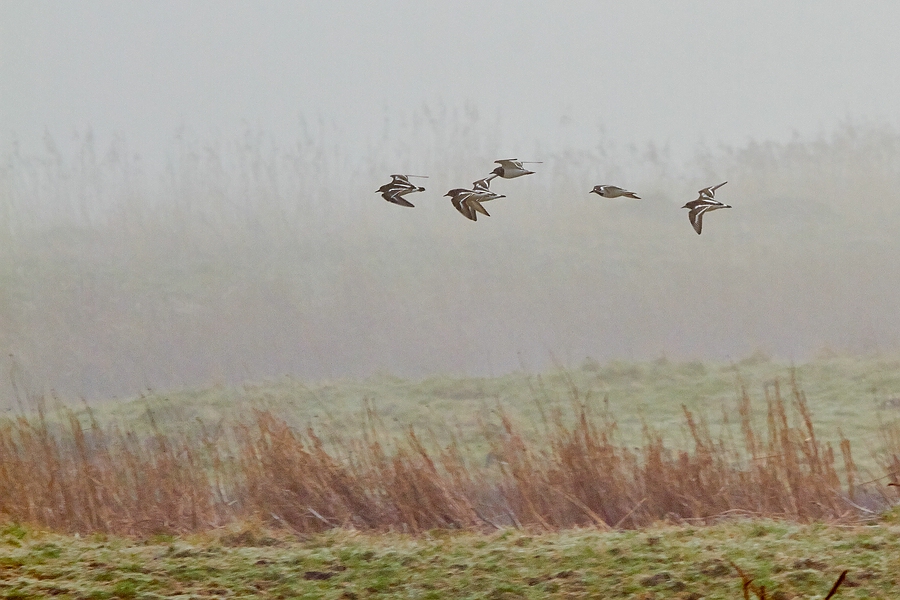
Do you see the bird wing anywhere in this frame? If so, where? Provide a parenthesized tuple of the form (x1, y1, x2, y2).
(688, 204, 713, 234)
(495, 159, 522, 169)
(450, 192, 477, 220)
(698, 181, 727, 198)
(466, 197, 491, 217)
(472, 176, 494, 191)
(384, 191, 416, 207)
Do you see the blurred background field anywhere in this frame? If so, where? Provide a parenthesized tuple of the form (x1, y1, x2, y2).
(34, 352, 900, 468)
(2, 118, 900, 403)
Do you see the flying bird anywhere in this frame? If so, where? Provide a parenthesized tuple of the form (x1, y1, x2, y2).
(491, 158, 541, 179)
(471, 174, 506, 202)
(682, 182, 731, 234)
(376, 174, 427, 207)
(590, 185, 641, 199)
(697, 181, 727, 200)
(445, 188, 492, 221)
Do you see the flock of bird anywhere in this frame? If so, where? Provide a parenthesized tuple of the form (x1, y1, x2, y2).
(376, 158, 732, 234)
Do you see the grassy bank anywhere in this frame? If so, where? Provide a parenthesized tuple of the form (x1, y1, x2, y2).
(2, 519, 898, 599)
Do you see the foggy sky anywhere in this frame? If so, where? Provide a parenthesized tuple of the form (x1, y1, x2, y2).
(4, 1, 900, 164)
(3, 2, 900, 401)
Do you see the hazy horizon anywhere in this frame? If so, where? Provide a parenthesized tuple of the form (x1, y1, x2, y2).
(3, 2, 900, 401)
(6, 2, 900, 165)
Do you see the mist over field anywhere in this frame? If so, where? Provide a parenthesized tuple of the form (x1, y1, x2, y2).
(3, 2, 900, 401)
(2, 121, 900, 401)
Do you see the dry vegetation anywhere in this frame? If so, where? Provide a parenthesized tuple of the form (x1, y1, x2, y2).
(1, 378, 898, 538)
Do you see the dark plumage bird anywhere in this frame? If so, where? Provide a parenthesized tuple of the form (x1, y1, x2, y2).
(590, 185, 641, 199)
(491, 158, 541, 179)
(445, 188, 492, 221)
(697, 181, 727, 201)
(682, 181, 731, 234)
(471, 174, 506, 202)
(376, 174, 427, 207)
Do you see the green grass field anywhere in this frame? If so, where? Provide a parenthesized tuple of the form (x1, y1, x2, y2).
(76, 352, 900, 473)
(3, 517, 899, 599)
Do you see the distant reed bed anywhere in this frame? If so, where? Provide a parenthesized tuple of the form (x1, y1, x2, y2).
(3, 118, 900, 401)
(0, 379, 897, 536)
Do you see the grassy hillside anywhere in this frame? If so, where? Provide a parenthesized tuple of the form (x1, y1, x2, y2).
(2, 518, 898, 599)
